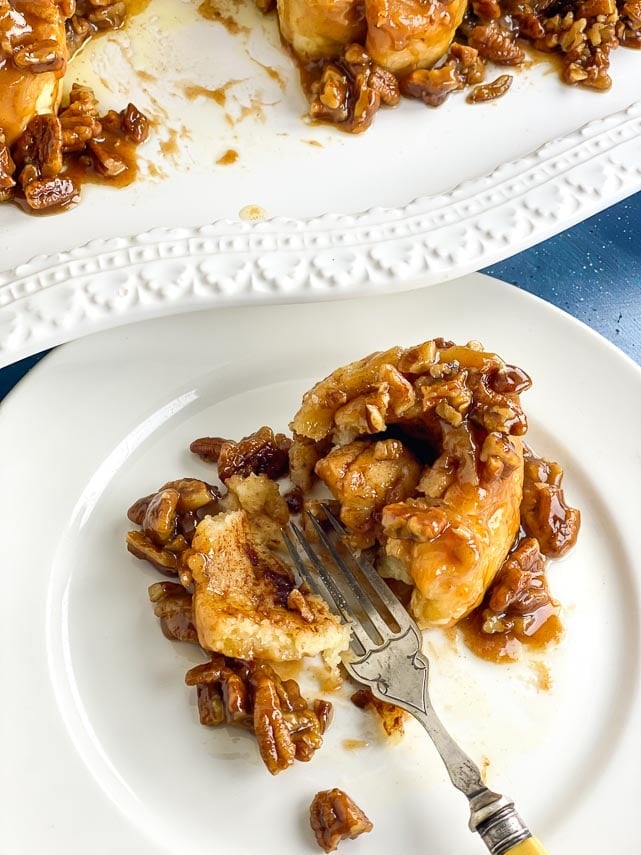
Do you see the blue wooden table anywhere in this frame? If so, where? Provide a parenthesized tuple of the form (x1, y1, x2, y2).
(1, 192, 640, 401)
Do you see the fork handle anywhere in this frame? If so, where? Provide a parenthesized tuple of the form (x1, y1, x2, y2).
(503, 839, 548, 855)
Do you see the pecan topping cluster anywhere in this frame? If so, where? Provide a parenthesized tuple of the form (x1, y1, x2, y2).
(126, 477, 220, 575)
(126, 452, 337, 778)
(185, 657, 333, 774)
(191, 425, 292, 482)
(3, 83, 149, 211)
(481, 537, 559, 636)
(520, 449, 581, 557)
(65, 0, 127, 55)
(303, 0, 639, 131)
(309, 43, 400, 134)
(400, 42, 486, 107)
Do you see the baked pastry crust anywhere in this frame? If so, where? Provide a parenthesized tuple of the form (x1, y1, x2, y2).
(188, 509, 350, 664)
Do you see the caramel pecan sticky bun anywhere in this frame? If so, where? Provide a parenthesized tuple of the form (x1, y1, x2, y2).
(291, 339, 538, 628)
(0, 0, 69, 146)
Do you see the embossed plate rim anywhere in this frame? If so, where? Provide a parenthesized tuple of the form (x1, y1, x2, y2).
(0, 95, 640, 368)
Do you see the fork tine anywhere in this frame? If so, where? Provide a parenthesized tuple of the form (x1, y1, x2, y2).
(305, 512, 396, 642)
(288, 522, 370, 655)
(320, 503, 413, 631)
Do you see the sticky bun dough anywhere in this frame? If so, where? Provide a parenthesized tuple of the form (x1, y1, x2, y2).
(276, 0, 367, 60)
(187, 509, 350, 665)
(277, 0, 467, 72)
(290, 339, 532, 629)
(0, 0, 69, 145)
(365, 0, 468, 75)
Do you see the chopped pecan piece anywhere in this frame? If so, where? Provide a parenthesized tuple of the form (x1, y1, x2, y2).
(121, 103, 150, 144)
(142, 488, 180, 544)
(472, 0, 501, 17)
(190, 435, 229, 462)
(14, 114, 64, 178)
(88, 0, 125, 29)
(401, 43, 485, 107)
(148, 580, 199, 642)
(351, 688, 407, 738)
(467, 74, 513, 102)
(87, 137, 128, 176)
(520, 450, 581, 557)
(0, 133, 15, 193)
(127, 530, 179, 574)
(468, 23, 525, 64)
(197, 682, 225, 726)
(12, 38, 66, 73)
(251, 665, 298, 773)
(310, 789, 373, 853)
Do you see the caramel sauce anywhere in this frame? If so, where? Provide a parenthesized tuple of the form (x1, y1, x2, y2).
(197, 0, 250, 36)
(249, 57, 286, 90)
(182, 80, 245, 107)
(458, 605, 562, 664)
(136, 69, 157, 84)
(159, 127, 180, 157)
(310, 663, 343, 692)
(343, 738, 368, 751)
(62, 126, 141, 190)
(216, 148, 238, 165)
(531, 660, 552, 691)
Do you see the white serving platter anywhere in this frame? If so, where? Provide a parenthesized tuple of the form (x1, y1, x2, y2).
(0, 0, 640, 365)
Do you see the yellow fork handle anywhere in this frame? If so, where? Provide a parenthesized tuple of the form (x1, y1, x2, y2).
(504, 838, 548, 855)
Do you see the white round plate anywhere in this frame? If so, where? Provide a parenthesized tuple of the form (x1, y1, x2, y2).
(2, 274, 640, 854)
(0, 0, 640, 365)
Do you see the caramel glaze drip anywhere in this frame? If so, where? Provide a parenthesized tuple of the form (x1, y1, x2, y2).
(438, 525, 563, 664)
(459, 442, 581, 664)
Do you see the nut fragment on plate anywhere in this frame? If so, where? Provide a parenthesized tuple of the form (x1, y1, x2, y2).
(310, 788, 373, 852)
(184, 656, 333, 773)
(351, 687, 408, 739)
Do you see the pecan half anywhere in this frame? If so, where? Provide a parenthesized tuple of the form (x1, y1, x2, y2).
(23, 176, 78, 210)
(148, 580, 198, 642)
(467, 74, 513, 102)
(468, 23, 525, 64)
(310, 789, 373, 853)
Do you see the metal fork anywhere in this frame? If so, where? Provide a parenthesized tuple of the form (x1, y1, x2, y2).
(283, 504, 546, 855)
